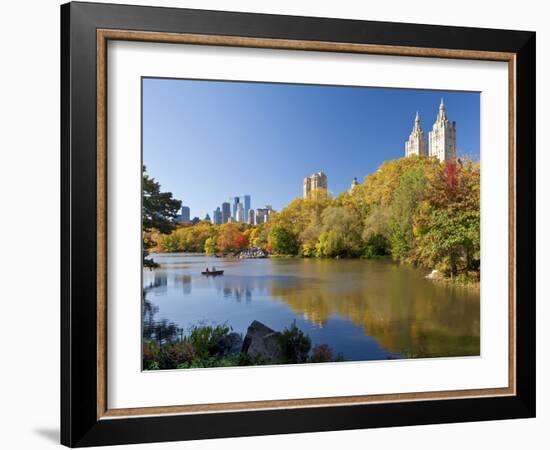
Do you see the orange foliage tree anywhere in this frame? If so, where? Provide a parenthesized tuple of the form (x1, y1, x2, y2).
(216, 223, 248, 254)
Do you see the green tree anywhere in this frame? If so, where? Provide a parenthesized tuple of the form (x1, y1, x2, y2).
(387, 167, 427, 260)
(362, 205, 391, 257)
(414, 208, 479, 277)
(362, 234, 390, 259)
(142, 166, 181, 266)
(269, 226, 299, 255)
(142, 166, 182, 234)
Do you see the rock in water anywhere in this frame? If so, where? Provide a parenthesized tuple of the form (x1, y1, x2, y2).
(236, 247, 268, 259)
(215, 332, 243, 356)
(426, 269, 443, 280)
(242, 320, 283, 361)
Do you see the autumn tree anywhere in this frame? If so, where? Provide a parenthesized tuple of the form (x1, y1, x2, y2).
(216, 223, 248, 254)
(315, 206, 363, 257)
(146, 155, 480, 282)
(249, 223, 271, 250)
(412, 160, 480, 278)
(204, 237, 216, 256)
(157, 221, 215, 253)
(299, 215, 322, 257)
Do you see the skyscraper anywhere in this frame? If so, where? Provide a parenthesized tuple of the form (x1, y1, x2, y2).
(247, 208, 255, 225)
(179, 206, 190, 223)
(231, 196, 241, 221)
(255, 209, 266, 224)
(204, 213, 211, 223)
(303, 172, 328, 199)
(221, 202, 231, 223)
(405, 112, 428, 157)
(255, 207, 272, 224)
(428, 99, 457, 162)
(236, 203, 245, 222)
(213, 207, 222, 225)
(244, 195, 251, 223)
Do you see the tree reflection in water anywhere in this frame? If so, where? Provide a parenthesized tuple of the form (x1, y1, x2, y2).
(143, 255, 480, 360)
(142, 291, 182, 345)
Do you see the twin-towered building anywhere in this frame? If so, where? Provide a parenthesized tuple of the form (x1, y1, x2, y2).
(183, 102, 456, 226)
(405, 99, 457, 162)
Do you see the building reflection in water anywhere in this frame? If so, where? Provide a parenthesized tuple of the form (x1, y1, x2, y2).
(218, 283, 253, 303)
(145, 272, 167, 295)
(176, 275, 192, 295)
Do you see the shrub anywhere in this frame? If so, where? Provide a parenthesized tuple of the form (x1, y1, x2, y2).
(362, 233, 389, 259)
(309, 344, 334, 363)
(300, 242, 316, 257)
(162, 342, 195, 369)
(454, 271, 480, 284)
(279, 321, 311, 363)
(184, 323, 231, 359)
(143, 342, 160, 369)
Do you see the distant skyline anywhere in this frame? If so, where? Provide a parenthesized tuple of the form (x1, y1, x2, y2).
(143, 78, 480, 219)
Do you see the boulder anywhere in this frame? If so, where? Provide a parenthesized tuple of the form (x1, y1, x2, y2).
(215, 332, 243, 356)
(236, 247, 268, 259)
(426, 269, 444, 280)
(242, 320, 283, 361)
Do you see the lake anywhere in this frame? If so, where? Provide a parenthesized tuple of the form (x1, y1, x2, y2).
(143, 253, 480, 361)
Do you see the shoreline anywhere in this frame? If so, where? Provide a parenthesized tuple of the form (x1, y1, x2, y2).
(147, 251, 480, 287)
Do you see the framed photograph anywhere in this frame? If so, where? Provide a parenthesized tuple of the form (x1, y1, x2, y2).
(61, 1, 535, 447)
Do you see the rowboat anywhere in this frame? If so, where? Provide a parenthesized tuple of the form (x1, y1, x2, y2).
(201, 270, 224, 276)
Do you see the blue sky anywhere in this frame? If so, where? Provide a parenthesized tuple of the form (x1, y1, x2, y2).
(143, 78, 480, 219)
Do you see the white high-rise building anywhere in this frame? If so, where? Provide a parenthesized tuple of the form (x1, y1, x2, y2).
(303, 172, 328, 199)
(405, 112, 427, 157)
(235, 203, 245, 222)
(428, 99, 457, 162)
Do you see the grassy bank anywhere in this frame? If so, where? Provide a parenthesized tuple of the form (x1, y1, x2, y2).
(143, 322, 342, 370)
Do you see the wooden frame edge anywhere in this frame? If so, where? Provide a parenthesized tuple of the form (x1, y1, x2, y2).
(98, 28, 515, 61)
(508, 55, 517, 395)
(97, 29, 108, 419)
(96, 28, 517, 420)
(100, 387, 515, 419)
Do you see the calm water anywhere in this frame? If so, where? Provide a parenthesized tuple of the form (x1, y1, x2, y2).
(143, 253, 480, 361)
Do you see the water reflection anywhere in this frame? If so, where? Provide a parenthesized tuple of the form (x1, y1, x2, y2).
(143, 254, 480, 361)
(174, 274, 192, 295)
(145, 272, 167, 294)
